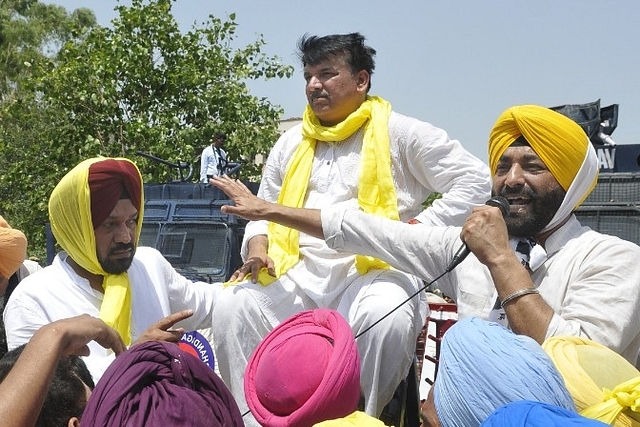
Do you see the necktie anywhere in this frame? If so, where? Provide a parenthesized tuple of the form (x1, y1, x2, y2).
(514, 238, 534, 271)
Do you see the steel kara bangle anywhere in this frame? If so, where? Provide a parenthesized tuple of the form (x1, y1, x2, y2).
(500, 288, 540, 308)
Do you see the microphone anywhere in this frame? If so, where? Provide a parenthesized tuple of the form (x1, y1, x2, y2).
(356, 196, 510, 339)
(445, 196, 510, 273)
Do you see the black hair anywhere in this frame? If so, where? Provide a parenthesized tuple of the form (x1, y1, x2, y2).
(511, 135, 530, 147)
(0, 345, 95, 427)
(297, 32, 376, 91)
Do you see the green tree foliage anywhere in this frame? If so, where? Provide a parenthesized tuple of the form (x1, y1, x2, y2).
(0, 0, 96, 99)
(1, 0, 98, 260)
(424, 192, 442, 208)
(0, 0, 293, 260)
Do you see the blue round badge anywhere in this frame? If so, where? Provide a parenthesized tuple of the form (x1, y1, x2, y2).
(179, 330, 215, 370)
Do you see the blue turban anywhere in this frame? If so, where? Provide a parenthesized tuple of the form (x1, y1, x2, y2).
(481, 401, 610, 427)
(434, 317, 575, 427)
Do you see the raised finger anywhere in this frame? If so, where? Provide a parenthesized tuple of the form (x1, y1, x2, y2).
(154, 309, 194, 331)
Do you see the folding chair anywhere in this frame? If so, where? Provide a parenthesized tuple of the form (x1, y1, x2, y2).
(416, 302, 458, 387)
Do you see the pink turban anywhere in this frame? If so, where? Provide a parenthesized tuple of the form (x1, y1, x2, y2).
(0, 215, 27, 279)
(245, 309, 361, 427)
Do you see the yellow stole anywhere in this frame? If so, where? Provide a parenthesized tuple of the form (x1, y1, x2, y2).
(48, 157, 142, 345)
(255, 96, 399, 286)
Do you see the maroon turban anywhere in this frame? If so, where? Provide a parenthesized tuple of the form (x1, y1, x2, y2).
(88, 158, 142, 229)
(82, 341, 244, 426)
(245, 309, 361, 427)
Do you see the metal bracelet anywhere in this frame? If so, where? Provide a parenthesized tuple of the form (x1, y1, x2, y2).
(500, 288, 540, 308)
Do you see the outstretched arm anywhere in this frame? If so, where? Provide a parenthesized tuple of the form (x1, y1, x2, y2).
(211, 176, 324, 239)
(0, 315, 125, 427)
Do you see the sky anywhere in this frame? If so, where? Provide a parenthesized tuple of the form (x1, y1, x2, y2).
(43, 0, 640, 162)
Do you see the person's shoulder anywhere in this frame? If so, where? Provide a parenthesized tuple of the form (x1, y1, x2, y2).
(573, 224, 640, 254)
(282, 121, 303, 134)
(388, 110, 444, 134)
(133, 246, 165, 261)
(129, 247, 171, 277)
(268, 123, 304, 158)
(388, 111, 450, 149)
(6, 264, 58, 304)
(16, 262, 56, 284)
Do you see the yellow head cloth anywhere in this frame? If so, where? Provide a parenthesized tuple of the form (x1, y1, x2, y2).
(489, 104, 592, 191)
(251, 96, 398, 286)
(488, 105, 599, 232)
(312, 411, 391, 426)
(543, 336, 640, 426)
(0, 215, 27, 279)
(48, 157, 144, 345)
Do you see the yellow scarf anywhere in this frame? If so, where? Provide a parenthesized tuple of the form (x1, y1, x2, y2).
(543, 336, 640, 426)
(48, 157, 143, 345)
(313, 410, 391, 426)
(255, 96, 399, 286)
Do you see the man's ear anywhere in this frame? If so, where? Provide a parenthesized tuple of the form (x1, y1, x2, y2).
(68, 416, 81, 427)
(356, 70, 370, 93)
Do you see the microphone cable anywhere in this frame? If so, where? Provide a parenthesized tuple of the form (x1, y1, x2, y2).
(355, 195, 509, 339)
(355, 269, 449, 339)
(241, 196, 509, 418)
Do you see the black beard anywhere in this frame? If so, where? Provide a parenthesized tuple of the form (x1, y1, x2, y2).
(495, 186, 566, 237)
(99, 243, 135, 274)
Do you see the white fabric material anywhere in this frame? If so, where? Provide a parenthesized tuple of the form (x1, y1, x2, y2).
(214, 111, 491, 423)
(4, 246, 219, 382)
(199, 144, 227, 182)
(214, 270, 425, 426)
(323, 208, 640, 368)
(15, 259, 42, 281)
(543, 142, 599, 233)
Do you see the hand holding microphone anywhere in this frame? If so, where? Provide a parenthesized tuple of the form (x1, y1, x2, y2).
(357, 195, 510, 338)
(445, 196, 510, 272)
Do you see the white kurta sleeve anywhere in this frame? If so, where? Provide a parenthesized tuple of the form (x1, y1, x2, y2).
(322, 206, 460, 282)
(401, 119, 491, 226)
(543, 236, 640, 362)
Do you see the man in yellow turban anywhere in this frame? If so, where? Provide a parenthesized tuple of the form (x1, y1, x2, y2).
(209, 32, 491, 423)
(211, 104, 640, 374)
(4, 157, 219, 382)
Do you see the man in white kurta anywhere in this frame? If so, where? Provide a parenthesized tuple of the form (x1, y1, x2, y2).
(321, 208, 640, 367)
(4, 157, 219, 382)
(210, 105, 640, 426)
(318, 105, 640, 369)
(4, 247, 216, 381)
(211, 32, 491, 422)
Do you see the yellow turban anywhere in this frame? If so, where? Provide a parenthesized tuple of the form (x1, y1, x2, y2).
(0, 215, 27, 279)
(543, 336, 640, 426)
(312, 411, 391, 426)
(48, 157, 144, 345)
(489, 105, 599, 231)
